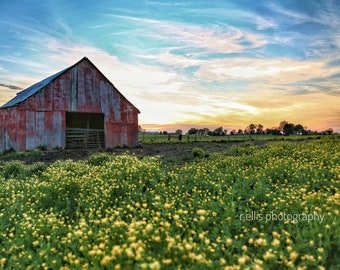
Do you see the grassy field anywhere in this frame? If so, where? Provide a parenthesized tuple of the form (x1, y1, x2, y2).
(138, 132, 328, 144)
(0, 137, 339, 269)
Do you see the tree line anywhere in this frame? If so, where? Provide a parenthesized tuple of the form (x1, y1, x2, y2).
(139, 121, 335, 136)
(183, 121, 333, 136)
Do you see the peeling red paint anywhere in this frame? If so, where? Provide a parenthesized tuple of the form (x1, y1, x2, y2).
(0, 57, 140, 152)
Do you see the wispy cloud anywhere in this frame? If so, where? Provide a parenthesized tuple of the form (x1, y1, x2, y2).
(0, 83, 21, 90)
(268, 0, 340, 27)
(145, 1, 190, 7)
(268, 3, 311, 23)
(108, 15, 267, 54)
(222, 9, 279, 30)
(194, 57, 338, 85)
(159, 23, 266, 54)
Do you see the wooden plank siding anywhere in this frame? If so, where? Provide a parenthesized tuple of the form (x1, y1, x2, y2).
(0, 57, 139, 152)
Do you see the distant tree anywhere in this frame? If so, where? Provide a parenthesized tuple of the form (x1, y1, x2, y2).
(321, 128, 333, 135)
(175, 129, 183, 135)
(213, 127, 225, 136)
(198, 128, 210, 136)
(292, 124, 305, 135)
(273, 129, 282, 135)
(245, 124, 256, 134)
(230, 129, 236, 135)
(237, 129, 243, 135)
(203, 128, 210, 135)
(267, 128, 281, 135)
(256, 124, 264, 134)
(283, 123, 295, 135)
(162, 131, 168, 135)
(188, 128, 198, 135)
(265, 128, 272, 135)
(279, 121, 288, 132)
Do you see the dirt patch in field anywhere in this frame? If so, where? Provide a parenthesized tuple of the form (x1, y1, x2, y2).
(0, 140, 272, 165)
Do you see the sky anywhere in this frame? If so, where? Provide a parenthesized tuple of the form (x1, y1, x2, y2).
(0, 0, 339, 133)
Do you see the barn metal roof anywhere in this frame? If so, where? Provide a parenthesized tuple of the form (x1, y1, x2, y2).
(0, 66, 70, 109)
(0, 57, 140, 113)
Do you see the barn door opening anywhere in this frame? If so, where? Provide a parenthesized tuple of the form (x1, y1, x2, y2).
(66, 112, 105, 148)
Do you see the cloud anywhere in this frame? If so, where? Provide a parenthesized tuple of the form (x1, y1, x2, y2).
(194, 57, 340, 87)
(266, 2, 316, 25)
(223, 9, 279, 30)
(109, 15, 267, 54)
(139, 48, 208, 68)
(268, 0, 340, 28)
(0, 83, 22, 90)
(263, 1, 340, 59)
(145, 1, 190, 7)
(327, 59, 340, 67)
(161, 23, 266, 54)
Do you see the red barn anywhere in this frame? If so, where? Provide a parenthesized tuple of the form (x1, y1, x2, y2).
(0, 57, 140, 153)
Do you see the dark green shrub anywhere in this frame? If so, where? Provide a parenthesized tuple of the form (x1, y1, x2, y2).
(87, 153, 112, 166)
(28, 162, 48, 177)
(228, 142, 256, 156)
(1, 160, 27, 179)
(38, 180, 81, 221)
(192, 147, 205, 158)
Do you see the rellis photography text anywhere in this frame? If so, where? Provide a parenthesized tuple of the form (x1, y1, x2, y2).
(239, 210, 325, 224)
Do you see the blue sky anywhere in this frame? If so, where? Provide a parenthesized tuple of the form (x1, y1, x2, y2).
(1, 0, 339, 132)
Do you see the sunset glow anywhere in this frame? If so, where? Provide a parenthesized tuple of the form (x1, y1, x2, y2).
(1, 1, 339, 132)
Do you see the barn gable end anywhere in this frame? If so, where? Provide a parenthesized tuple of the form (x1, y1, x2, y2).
(0, 57, 140, 153)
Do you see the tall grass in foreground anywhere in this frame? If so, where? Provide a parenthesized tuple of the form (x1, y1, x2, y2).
(0, 139, 339, 269)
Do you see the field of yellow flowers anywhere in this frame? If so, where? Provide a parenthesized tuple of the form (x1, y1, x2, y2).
(0, 138, 339, 269)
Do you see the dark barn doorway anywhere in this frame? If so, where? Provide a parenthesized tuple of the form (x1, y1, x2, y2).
(66, 112, 105, 148)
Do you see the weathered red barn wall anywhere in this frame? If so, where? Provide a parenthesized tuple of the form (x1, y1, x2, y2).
(0, 109, 20, 152)
(0, 58, 139, 152)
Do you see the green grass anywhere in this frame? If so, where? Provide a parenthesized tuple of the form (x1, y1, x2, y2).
(138, 132, 337, 144)
(0, 148, 42, 160)
(0, 138, 339, 269)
